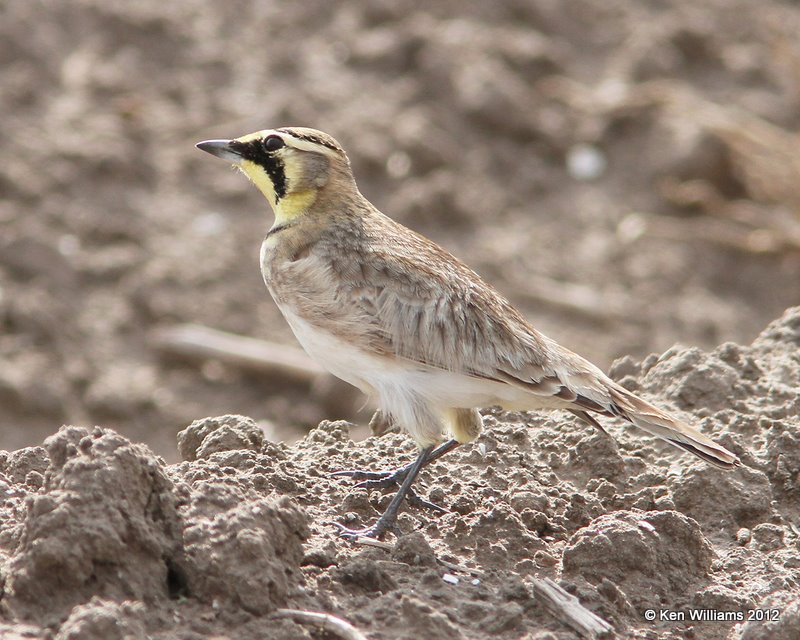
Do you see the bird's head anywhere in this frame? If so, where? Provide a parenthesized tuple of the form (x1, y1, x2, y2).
(196, 127, 355, 224)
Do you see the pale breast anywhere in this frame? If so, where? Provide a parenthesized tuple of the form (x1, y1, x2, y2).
(277, 304, 384, 395)
(259, 234, 280, 285)
(260, 234, 383, 389)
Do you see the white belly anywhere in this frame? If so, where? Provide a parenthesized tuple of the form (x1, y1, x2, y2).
(278, 306, 565, 416)
(278, 305, 386, 395)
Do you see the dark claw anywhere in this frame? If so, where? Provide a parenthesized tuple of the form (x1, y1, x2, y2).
(330, 469, 397, 482)
(405, 487, 449, 514)
(332, 520, 397, 541)
(330, 466, 410, 489)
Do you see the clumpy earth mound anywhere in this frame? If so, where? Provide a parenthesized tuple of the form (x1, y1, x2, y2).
(3, 427, 183, 624)
(0, 310, 798, 639)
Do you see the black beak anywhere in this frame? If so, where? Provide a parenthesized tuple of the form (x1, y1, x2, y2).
(195, 139, 242, 162)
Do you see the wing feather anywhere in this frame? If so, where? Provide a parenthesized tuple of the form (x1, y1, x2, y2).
(318, 215, 574, 402)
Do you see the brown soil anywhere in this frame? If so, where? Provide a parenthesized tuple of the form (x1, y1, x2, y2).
(2, 1, 800, 639)
(0, 310, 799, 639)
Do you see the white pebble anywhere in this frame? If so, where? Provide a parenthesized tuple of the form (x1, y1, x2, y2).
(442, 573, 459, 585)
(566, 144, 607, 181)
(637, 520, 656, 533)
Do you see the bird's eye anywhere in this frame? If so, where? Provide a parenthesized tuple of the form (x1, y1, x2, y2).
(263, 135, 285, 152)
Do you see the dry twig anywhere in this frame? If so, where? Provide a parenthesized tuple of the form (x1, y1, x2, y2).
(151, 323, 325, 383)
(272, 608, 369, 640)
(532, 578, 615, 639)
(353, 537, 394, 552)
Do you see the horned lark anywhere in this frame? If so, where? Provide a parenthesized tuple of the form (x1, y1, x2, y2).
(196, 127, 741, 539)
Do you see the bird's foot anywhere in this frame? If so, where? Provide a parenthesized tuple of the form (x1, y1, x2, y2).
(334, 486, 447, 541)
(333, 518, 395, 541)
(332, 445, 449, 541)
(330, 464, 411, 490)
(331, 466, 447, 513)
(332, 467, 447, 514)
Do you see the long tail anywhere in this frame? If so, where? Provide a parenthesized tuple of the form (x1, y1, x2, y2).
(603, 383, 740, 469)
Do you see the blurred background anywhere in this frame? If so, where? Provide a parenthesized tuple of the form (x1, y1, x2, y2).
(2, 0, 800, 458)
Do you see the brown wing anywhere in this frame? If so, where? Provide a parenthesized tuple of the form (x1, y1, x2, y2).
(321, 211, 588, 400)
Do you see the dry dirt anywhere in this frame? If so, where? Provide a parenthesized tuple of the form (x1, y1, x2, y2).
(0, 309, 799, 639)
(2, 1, 800, 639)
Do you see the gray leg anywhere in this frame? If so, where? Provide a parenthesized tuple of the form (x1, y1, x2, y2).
(335, 445, 435, 540)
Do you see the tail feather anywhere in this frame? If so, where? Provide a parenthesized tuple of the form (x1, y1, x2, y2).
(606, 384, 740, 469)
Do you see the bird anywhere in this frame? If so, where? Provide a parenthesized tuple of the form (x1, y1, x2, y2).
(196, 127, 741, 539)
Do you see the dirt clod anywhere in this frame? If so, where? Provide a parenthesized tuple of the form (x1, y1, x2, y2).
(181, 496, 308, 614)
(54, 598, 146, 640)
(4, 427, 182, 624)
(392, 531, 438, 568)
(563, 510, 713, 607)
(177, 414, 265, 462)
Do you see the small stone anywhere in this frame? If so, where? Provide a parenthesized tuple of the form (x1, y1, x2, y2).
(736, 527, 752, 546)
(534, 550, 558, 567)
(566, 143, 607, 180)
(637, 520, 657, 534)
